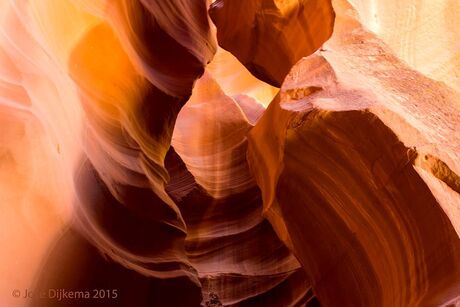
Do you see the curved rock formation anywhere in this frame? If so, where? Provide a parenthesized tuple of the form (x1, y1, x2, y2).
(30, 0, 216, 305)
(209, 0, 335, 87)
(69, 22, 208, 284)
(170, 73, 313, 306)
(247, 0, 460, 306)
(1, 0, 459, 306)
(207, 48, 278, 107)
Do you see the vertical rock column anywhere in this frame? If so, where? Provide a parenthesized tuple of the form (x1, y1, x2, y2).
(67, 0, 216, 302)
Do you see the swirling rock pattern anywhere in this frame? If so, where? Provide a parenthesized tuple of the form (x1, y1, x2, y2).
(169, 74, 314, 305)
(66, 0, 215, 288)
(248, 0, 460, 306)
(0, 0, 459, 306)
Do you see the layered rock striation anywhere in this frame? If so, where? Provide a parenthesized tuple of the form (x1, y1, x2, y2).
(1, 0, 459, 306)
(247, 1, 460, 306)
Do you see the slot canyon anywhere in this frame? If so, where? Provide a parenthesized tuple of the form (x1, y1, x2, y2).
(0, 0, 459, 306)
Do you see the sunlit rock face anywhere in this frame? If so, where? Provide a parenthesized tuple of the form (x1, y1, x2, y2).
(1, 0, 459, 307)
(248, 1, 460, 306)
(349, 0, 460, 93)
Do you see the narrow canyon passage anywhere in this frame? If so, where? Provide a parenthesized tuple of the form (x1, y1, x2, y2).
(0, 0, 459, 306)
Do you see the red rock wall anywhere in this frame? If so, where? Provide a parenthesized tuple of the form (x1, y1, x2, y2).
(1, 0, 459, 306)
